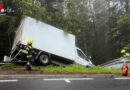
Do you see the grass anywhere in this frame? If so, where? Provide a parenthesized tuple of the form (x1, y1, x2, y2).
(0, 63, 127, 74)
(35, 65, 123, 73)
(0, 63, 25, 70)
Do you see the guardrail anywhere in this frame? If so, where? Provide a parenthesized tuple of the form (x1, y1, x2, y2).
(101, 57, 130, 67)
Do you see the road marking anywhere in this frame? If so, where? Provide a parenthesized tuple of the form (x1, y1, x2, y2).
(114, 78, 130, 80)
(44, 78, 94, 81)
(64, 79, 71, 83)
(68, 78, 94, 80)
(43, 78, 94, 83)
(0, 80, 18, 83)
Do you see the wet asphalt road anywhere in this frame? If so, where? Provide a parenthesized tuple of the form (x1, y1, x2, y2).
(0, 75, 130, 90)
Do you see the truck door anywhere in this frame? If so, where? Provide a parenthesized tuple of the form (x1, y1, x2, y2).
(76, 49, 89, 66)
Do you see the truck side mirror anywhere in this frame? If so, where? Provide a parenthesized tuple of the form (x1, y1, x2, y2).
(89, 56, 91, 59)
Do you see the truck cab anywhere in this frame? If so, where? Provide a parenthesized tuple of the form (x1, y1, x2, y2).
(75, 47, 94, 67)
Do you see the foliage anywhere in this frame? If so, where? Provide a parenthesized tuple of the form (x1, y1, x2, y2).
(0, 0, 130, 65)
(108, 13, 130, 57)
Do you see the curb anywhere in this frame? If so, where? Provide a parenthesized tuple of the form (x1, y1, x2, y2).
(0, 74, 128, 79)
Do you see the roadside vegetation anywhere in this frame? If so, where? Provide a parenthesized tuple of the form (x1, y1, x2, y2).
(0, 63, 127, 74)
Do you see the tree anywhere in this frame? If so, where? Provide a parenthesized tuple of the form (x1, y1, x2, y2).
(107, 0, 130, 60)
(0, 0, 46, 60)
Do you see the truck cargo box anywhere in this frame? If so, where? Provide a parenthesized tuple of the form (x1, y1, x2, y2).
(11, 16, 76, 64)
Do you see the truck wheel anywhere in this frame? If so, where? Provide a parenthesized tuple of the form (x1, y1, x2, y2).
(39, 54, 49, 65)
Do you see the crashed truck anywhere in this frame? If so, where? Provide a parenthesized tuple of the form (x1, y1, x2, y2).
(10, 16, 93, 67)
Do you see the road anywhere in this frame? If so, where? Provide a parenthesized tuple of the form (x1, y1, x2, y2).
(0, 74, 130, 90)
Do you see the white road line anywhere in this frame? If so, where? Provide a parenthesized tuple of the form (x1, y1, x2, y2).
(114, 78, 130, 80)
(43, 78, 94, 83)
(69, 78, 94, 80)
(0, 80, 18, 83)
(64, 79, 71, 83)
(44, 78, 65, 81)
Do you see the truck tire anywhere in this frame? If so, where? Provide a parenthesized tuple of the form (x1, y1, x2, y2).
(39, 54, 49, 65)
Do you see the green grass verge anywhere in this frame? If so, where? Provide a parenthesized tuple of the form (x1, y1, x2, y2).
(0, 63, 128, 74)
(35, 65, 123, 73)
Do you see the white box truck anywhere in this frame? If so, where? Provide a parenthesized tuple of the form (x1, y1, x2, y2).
(10, 16, 93, 67)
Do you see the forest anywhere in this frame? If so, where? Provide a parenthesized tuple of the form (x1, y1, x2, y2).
(0, 0, 130, 65)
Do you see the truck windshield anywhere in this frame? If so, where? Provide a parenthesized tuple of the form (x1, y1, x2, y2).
(77, 49, 89, 61)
